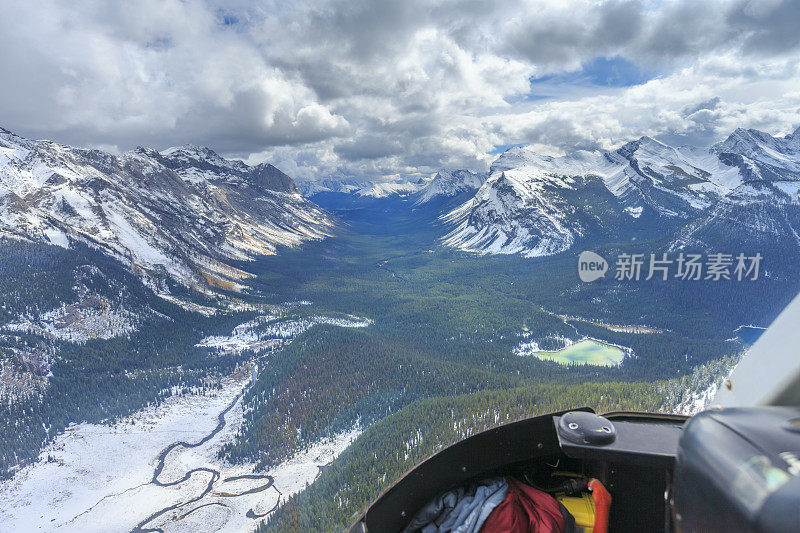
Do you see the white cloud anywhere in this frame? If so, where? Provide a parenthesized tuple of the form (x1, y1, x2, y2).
(0, 0, 798, 182)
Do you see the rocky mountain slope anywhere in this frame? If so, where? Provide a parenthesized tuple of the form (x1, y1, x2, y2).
(412, 169, 486, 205)
(0, 128, 334, 296)
(443, 127, 800, 258)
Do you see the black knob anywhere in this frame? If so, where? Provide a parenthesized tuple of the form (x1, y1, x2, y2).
(558, 411, 617, 445)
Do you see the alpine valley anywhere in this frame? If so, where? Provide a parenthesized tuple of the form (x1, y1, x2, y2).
(0, 125, 798, 532)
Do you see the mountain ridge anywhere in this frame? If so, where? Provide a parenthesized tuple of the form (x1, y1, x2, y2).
(0, 127, 334, 300)
(442, 126, 800, 258)
(296, 169, 487, 202)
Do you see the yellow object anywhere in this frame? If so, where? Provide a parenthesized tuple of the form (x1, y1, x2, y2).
(557, 492, 596, 533)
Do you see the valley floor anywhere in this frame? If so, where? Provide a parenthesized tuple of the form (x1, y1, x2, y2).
(0, 367, 358, 532)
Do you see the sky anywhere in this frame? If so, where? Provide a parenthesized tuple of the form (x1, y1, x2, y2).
(1, 0, 799, 182)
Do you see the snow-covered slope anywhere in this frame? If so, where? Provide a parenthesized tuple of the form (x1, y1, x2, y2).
(443, 127, 800, 258)
(442, 164, 586, 257)
(671, 180, 800, 269)
(0, 368, 361, 532)
(296, 177, 362, 196)
(299, 169, 485, 203)
(412, 169, 486, 205)
(354, 179, 421, 198)
(711, 127, 800, 181)
(642, 129, 800, 262)
(297, 176, 422, 198)
(0, 128, 334, 293)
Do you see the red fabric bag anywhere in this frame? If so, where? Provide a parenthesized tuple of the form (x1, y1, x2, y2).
(480, 477, 565, 533)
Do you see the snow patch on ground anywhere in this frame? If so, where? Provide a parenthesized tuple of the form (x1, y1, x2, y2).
(661, 355, 740, 416)
(0, 371, 360, 532)
(0, 357, 47, 402)
(196, 314, 282, 355)
(623, 206, 643, 218)
(513, 337, 573, 356)
(157, 293, 220, 316)
(4, 304, 137, 343)
(674, 380, 720, 416)
(197, 314, 372, 354)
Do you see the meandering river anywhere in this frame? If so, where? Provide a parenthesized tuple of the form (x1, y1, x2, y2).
(132, 387, 277, 532)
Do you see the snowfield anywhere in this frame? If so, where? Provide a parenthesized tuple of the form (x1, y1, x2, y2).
(0, 370, 360, 532)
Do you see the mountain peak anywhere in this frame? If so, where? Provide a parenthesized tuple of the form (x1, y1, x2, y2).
(712, 126, 785, 157)
(133, 146, 160, 158)
(0, 126, 28, 145)
(616, 136, 667, 159)
(157, 144, 251, 180)
(413, 169, 485, 204)
(251, 163, 299, 194)
(712, 128, 757, 154)
(160, 144, 223, 161)
(503, 145, 527, 156)
(732, 127, 774, 142)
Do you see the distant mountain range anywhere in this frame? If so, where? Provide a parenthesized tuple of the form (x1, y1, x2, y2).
(0, 128, 334, 296)
(4, 124, 799, 298)
(441, 127, 800, 259)
(296, 169, 487, 204)
(296, 176, 417, 197)
(295, 125, 800, 281)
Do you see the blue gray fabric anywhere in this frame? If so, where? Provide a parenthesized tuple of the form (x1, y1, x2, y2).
(403, 477, 509, 533)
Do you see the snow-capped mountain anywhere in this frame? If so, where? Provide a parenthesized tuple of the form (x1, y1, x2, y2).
(412, 169, 486, 205)
(670, 180, 800, 275)
(443, 127, 800, 258)
(160, 145, 301, 193)
(0, 127, 334, 294)
(352, 179, 421, 198)
(296, 177, 363, 196)
(297, 176, 422, 198)
(299, 169, 485, 203)
(442, 164, 586, 257)
(710, 127, 800, 181)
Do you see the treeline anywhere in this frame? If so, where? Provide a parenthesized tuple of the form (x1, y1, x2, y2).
(0, 240, 83, 320)
(0, 319, 250, 478)
(0, 241, 254, 477)
(219, 326, 528, 469)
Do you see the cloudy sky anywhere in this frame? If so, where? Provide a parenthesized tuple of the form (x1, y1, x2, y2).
(1, 0, 799, 182)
